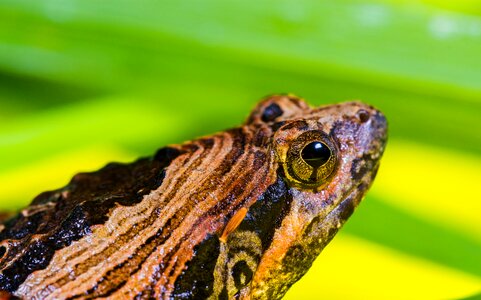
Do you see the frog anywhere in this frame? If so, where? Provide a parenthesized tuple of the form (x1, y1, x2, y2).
(0, 94, 387, 299)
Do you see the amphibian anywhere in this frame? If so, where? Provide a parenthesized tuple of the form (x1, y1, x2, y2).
(0, 95, 387, 299)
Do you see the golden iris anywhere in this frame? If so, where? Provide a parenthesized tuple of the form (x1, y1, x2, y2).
(285, 131, 337, 188)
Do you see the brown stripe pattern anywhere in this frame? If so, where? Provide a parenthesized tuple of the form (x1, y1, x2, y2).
(9, 124, 276, 299)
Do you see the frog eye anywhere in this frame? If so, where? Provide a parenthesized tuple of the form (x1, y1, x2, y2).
(261, 103, 283, 122)
(301, 141, 332, 168)
(284, 131, 337, 188)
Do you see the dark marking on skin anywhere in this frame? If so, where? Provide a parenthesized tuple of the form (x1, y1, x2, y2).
(302, 215, 321, 239)
(356, 182, 369, 197)
(0, 211, 47, 240)
(172, 235, 220, 299)
(302, 215, 336, 251)
(198, 138, 215, 149)
(225, 232, 262, 264)
(261, 103, 283, 123)
(179, 143, 200, 154)
(327, 226, 339, 242)
(154, 147, 184, 165)
(0, 241, 51, 292)
(0, 246, 6, 259)
(239, 173, 292, 251)
(232, 260, 253, 290)
(350, 154, 374, 181)
(0, 205, 91, 292)
(337, 198, 355, 222)
(219, 287, 229, 300)
(0, 147, 183, 292)
(48, 205, 91, 249)
(271, 121, 286, 131)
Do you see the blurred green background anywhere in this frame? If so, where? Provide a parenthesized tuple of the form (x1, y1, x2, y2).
(1, 0, 480, 299)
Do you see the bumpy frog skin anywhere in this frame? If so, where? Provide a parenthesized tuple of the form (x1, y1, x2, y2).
(0, 95, 387, 299)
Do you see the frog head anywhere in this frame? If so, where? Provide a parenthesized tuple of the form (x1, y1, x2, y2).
(236, 95, 387, 299)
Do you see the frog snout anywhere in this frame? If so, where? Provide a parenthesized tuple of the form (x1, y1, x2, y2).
(372, 110, 388, 147)
(364, 109, 388, 160)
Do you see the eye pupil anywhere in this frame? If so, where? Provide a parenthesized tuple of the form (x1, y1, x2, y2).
(301, 141, 331, 168)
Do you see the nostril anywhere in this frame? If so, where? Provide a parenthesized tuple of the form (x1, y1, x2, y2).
(357, 109, 370, 123)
